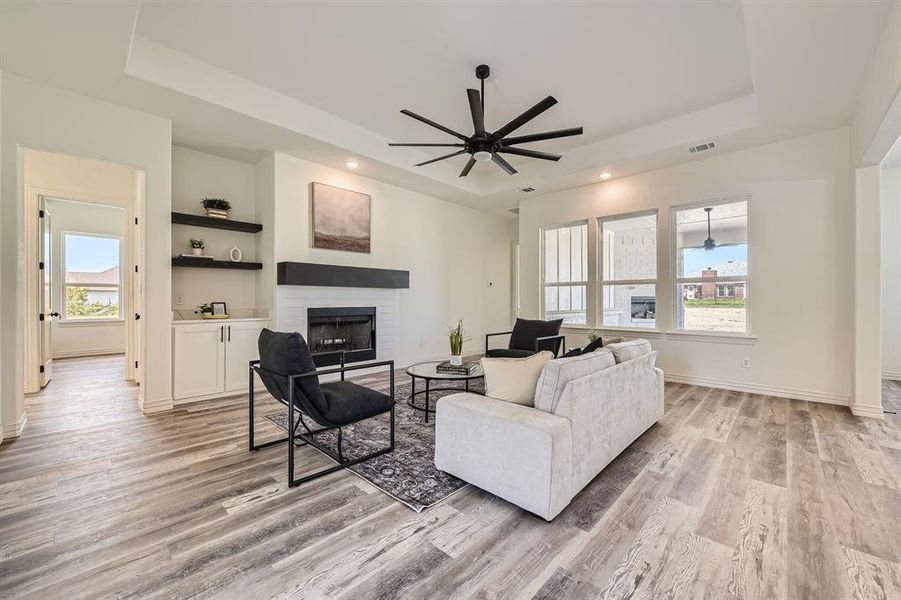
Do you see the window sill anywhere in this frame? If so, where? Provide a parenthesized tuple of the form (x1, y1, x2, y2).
(665, 330, 757, 345)
(597, 327, 664, 339)
(58, 319, 125, 327)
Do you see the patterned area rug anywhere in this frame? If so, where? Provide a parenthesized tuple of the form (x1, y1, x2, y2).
(264, 378, 485, 512)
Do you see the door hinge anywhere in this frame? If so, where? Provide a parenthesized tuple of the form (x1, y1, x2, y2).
(39, 313, 45, 321)
(39, 209, 45, 218)
(134, 265, 138, 273)
(135, 217, 138, 225)
(39, 365, 45, 373)
(38, 261, 44, 270)
(135, 360, 139, 369)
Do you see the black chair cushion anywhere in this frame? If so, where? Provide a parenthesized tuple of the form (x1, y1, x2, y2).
(321, 380, 394, 425)
(486, 348, 535, 358)
(508, 318, 563, 351)
(582, 337, 604, 353)
(561, 347, 582, 358)
(258, 329, 328, 416)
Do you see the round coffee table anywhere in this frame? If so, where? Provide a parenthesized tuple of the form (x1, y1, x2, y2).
(405, 361, 484, 422)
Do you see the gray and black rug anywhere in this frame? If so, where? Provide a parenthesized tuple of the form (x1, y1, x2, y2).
(264, 378, 485, 512)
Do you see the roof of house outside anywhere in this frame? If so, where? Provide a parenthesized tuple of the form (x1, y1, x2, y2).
(66, 266, 119, 285)
(702, 260, 747, 277)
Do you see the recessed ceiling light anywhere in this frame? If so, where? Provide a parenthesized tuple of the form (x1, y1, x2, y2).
(346, 160, 359, 169)
(600, 172, 612, 180)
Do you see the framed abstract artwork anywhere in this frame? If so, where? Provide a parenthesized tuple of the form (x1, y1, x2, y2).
(311, 182, 371, 253)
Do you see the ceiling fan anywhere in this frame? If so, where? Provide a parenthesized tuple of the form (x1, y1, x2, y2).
(389, 64, 583, 177)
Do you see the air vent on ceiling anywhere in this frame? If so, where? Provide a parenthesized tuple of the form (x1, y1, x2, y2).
(508, 207, 520, 214)
(520, 187, 535, 193)
(689, 142, 716, 153)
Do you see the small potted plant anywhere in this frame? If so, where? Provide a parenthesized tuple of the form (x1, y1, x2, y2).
(201, 198, 231, 219)
(197, 303, 214, 319)
(189, 238, 205, 256)
(446, 320, 471, 366)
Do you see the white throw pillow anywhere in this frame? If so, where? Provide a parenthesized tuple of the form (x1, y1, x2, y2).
(480, 351, 554, 406)
(605, 339, 653, 363)
(534, 348, 616, 413)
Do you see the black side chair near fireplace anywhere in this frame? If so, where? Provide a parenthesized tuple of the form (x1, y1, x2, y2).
(249, 328, 395, 488)
(484, 317, 566, 358)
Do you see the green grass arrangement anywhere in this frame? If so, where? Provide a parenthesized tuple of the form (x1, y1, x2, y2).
(447, 320, 471, 355)
(201, 198, 231, 211)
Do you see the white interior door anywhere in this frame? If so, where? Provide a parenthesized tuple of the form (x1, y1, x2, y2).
(39, 202, 54, 387)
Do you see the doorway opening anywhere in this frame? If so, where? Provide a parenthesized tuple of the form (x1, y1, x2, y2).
(23, 149, 144, 396)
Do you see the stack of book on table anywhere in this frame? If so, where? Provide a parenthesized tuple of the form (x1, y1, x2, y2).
(436, 360, 479, 375)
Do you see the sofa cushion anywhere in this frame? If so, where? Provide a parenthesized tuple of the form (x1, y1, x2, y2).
(480, 351, 553, 406)
(508, 318, 563, 351)
(534, 348, 616, 413)
(605, 339, 653, 363)
(321, 380, 394, 424)
(258, 328, 328, 416)
(486, 348, 535, 359)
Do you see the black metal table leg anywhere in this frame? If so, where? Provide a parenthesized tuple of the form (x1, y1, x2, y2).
(425, 378, 431, 423)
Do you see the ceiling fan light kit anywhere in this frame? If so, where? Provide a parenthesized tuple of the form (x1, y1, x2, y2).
(390, 64, 584, 177)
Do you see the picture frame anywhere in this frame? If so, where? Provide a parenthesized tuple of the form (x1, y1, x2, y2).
(311, 182, 372, 254)
(211, 301, 227, 317)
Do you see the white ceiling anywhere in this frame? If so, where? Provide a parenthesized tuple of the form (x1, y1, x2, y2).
(0, 1, 894, 215)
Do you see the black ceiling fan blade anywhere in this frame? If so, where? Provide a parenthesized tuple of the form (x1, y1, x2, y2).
(498, 147, 561, 161)
(459, 156, 476, 177)
(492, 96, 558, 139)
(491, 153, 518, 176)
(415, 150, 467, 167)
(400, 109, 468, 141)
(388, 142, 465, 147)
(467, 89, 485, 136)
(501, 127, 583, 146)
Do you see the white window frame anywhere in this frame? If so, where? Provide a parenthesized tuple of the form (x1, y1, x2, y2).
(670, 195, 751, 335)
(539, 220, 589, 325)
(598, 209, 660, 330)
(61, 231, 125, 323)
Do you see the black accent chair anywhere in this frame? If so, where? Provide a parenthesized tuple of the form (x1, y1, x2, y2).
(249, 328, 395, 488)
(485, 318, 566, 358)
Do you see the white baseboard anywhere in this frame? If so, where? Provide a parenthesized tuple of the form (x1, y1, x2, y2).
(173, 384, 268, 407)
(851, 404, 885, 419)
(53, 347, 125, 359)
(139, 394, 173, 414)
(2, 413, 27, 439)
(663, 373, 849, 406)
(882, 369, 901, 381)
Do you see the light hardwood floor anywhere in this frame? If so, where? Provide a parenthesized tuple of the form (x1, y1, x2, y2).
(1, 355, 899, 599)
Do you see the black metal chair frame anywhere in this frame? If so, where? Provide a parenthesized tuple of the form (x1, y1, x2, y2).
(248, 355, 395, 487)
(484, 331, 566, 358)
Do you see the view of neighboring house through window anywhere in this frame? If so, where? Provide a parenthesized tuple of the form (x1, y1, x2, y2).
(542, 221, 588, 324)
(63, 233, 122, 320)
(600, 211, 658, 329)
(674, 198, 749, 333)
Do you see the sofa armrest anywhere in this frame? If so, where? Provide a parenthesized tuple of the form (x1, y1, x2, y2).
(434, 393, 573, 521)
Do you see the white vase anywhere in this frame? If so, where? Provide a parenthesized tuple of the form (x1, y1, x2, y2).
(449, 354, 462, 366)
(228, 244, 243, 262)
(192, 247, 203, 256)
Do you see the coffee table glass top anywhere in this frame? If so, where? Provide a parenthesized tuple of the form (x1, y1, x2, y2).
(405, 360, 484, 380)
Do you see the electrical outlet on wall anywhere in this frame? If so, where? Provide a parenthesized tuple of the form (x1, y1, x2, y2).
(175, 294, 184, 306)
(741, 357, 751, 368)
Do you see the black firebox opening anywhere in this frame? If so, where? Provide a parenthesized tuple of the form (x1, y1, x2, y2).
(307, 307, 376, 367)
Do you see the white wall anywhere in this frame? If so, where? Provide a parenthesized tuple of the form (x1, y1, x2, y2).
(519, 128, 854, 405)
(267, 152, 514, 364)
(45, 198, 126, 358)
(171, 145, 258, 312)
(882, 165, 901, 379)
(1, 74, 172, 429)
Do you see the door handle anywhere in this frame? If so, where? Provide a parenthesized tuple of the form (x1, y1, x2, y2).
(135, 313, 141, 320)
(227, 325, 231, 342)
(220, 325, 224, 343)
(49, 312, 60, 318)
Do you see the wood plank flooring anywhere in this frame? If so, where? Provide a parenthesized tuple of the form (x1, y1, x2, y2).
(1, 355, 899, 599)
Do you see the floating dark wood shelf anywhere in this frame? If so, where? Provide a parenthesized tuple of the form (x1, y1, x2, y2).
(277, 261, 410, 288)
(172, 257, 263, 270)
(171, 212, 263, 233)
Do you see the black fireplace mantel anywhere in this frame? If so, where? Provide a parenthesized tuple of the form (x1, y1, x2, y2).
(277, 261, 410, 289)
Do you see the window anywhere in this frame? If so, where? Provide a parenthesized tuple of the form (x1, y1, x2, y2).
(673, 198, 749, 333)
(599, 211, 658, 329)
(542, 222, 588, 324)
(63, 233, 122, 320)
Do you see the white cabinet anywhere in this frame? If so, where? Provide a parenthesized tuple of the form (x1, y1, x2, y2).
(172, 319, 268, 402)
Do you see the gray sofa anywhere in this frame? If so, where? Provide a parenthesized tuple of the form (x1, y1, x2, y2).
(434, 340, 664, 521)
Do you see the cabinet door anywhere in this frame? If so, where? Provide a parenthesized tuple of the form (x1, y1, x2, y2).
(173, 323, 226, 400)
(224, 321, 267, 393)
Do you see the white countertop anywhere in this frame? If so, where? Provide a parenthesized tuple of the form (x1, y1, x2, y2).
(172, 316, 270, 325)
